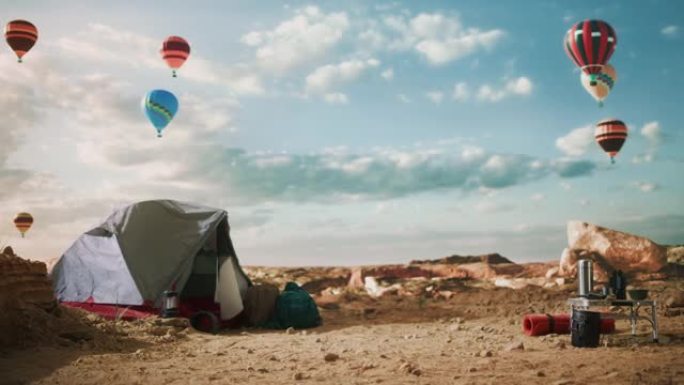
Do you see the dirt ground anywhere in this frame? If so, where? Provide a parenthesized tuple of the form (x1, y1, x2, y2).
(1, 284, 683, 385)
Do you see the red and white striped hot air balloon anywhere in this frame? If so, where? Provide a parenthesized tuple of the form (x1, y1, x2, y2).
(5, 20, 38, 63)
(595, 118, 628, 163)
(13, 212, 33, 238)
(160, 36, 190, 77)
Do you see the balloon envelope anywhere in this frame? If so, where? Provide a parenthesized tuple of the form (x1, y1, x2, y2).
(161, 36, 190, 77)
(5, 20, 38, 62)
(581, 64, 617, 105)
(142, 90, 178, 137)
(595, 118, 628, 163)
(564, 20, 617, 77)
(13, 212, 33, 237)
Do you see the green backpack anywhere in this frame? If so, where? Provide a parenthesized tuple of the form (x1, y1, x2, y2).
(265, 282, 322, 329)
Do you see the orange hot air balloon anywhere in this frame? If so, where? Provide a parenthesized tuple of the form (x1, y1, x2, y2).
(160, 36, 190, 77)
(5, 20, 38, 63)
(13, 212, 33, 237)
(595, 119, 628, 164)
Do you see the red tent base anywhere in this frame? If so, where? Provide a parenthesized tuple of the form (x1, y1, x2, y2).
(62, 302, 156, 321)
(523, 313, 615, 336)
(62, 297, 241, 329)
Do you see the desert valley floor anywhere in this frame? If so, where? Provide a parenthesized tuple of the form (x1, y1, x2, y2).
(2, 282, 683, 385)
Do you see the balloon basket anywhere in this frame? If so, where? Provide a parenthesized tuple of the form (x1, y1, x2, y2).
(21, 234, 25, 238)
(172, 70, 177, 78)
(598, 101, 604, 108)
(610, 158, 615, 164)
(17, 58, 22, 63)
(157, 133, 162, 138)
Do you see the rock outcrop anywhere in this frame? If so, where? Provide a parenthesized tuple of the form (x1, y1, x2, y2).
(0, 247, 55, 310)
(0, 246, 57, 347)
(560, 221, 668, 278)
(410, 253, 513, 265)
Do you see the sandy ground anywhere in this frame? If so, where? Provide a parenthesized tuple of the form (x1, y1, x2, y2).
(1, 285, 683, 385)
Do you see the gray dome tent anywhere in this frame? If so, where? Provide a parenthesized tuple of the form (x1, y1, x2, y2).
(52, 199, 251, 320)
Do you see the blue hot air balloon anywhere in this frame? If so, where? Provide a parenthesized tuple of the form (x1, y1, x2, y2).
(142, 89, 178, 137)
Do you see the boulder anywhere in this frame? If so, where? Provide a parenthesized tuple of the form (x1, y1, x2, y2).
(565, 221, 668, 274)
(667, 246, 684, 264)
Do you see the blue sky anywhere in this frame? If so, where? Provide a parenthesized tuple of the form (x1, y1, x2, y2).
(1, 0, 682, 265)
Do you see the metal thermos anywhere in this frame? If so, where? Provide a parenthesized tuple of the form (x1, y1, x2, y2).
(162, 290, 179, 318)
(578, 260, 593, 297)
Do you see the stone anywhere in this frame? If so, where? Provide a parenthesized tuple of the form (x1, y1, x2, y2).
(324, 353, 339, 362)
(399, 362, 421, 376)
(285, 327, 295, 334)
(664, 291, 684, 308)
(504, 341, 525, 352)
(293, 372, 306, 380)
(563, 221, 668, 274)
(545, 266, 560, 279)
(667, 246, 684, 264)
(58, 330, 94, 342)
(347, 267, 364, 289)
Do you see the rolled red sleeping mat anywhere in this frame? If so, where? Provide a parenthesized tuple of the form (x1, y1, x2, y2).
(523, 313, 615, 336)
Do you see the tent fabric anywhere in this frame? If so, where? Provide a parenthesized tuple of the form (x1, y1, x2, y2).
(522, 313, 615, 336)
(52, 200, 251, 315)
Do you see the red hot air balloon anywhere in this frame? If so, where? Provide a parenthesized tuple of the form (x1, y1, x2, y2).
(13, 212, 33, 238)
(564, 20, 617, 86)
(5, 20, 38, 63)
(595, 118, 628, 163)
(160, 36, 190, 77)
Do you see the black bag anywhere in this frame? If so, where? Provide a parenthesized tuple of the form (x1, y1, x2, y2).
(571, 310, 601, 348)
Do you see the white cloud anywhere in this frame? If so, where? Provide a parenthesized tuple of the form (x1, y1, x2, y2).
(474, 200, 514, 213)
(305, 58, 380, 94)
(397, 94, 411, 103)
(640, 121, 661, 144)
(378, 13, 504, 65)
(358, 28, 387, 51)
(506, 76, 533, 95)
(452, 82, 470, 102)
(530, 193, 545, 202)
(661, 25, 679, 37)
(460, 146, 485, 162)
(476, 76, 533, 102)
(242, 6, 349, 73)
(634, 182, 658, 193)
(57, 23, 264, 96)
(632, 154, 654, 164)
(381, 68, 394, 81)
(425, 91, 444, 104)
(632, 121, 662, 163)
(555, 125, 594, 157)
(323, 92, 349, 104)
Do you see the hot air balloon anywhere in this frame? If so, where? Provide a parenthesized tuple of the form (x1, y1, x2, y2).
(142, 89, 178, 137)
(13, 212, 33, 238)
(5, 20, 38, 63)
(564, 20, 617, 86)
(581, 64, 617, 107)
(595, 118, 628, 163)
(160, 36, 190, 77)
